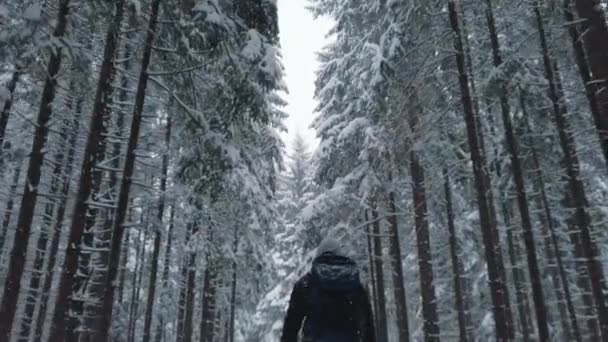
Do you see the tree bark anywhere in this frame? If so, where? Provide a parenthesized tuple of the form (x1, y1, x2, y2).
(48, 0, 127, 339)
(155, 205, 176, 342)
(443, 169, 469, 342)
(143, 116, 172, 342)
(176, 223, 194, 342)
(0, 69, 20, 164)
(183, 233, 198, 342)
(370, 202, 389, 342)
(364, 210, 379, 337)
(564, 0, 608, 170)
(227, 225, 239, 342)
(0, 158, 23, 255)
(0, 0, 73, 338)
(484, 1, 549, 339)
(502, 203, 533, 342)
(127, 223, 148, 342)
(94, 0, 162, 338)
(18, 83, 77, 340)
(447, 1, 514, 338)
(32, 94, 83, 342)
(534, 6, 608, 339)
(408, 151, 440, 341)
(572, 0, 608, 164)
(520, 92, 582, 342)
(200, 230, 218, 342)
(385, 183, 410, 342)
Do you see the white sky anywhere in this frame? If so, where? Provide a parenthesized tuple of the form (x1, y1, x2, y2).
(277, 0, 333, 151)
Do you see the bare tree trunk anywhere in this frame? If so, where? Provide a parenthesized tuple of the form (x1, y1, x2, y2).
(176, 224, 194, 342)
(364, 210, 379, 334)
(0, 158, 23, 255)
(520, 92, 582, 342)
(0, 69, 20, 164)
(18, 84, 78, 340)
(443, 169, 469, 342)
(200, 231, 218, 342)
(143, 116, 172, 342)
(385, 182, 410, 342)
(155, 205, 176, 342)
(183, 233, 198, 342)
(564, 0, 608, 169)
(128, 223, 147, 342)
(370, 202, 389, 342)
(83, 38, 133, 340)
(408, 151, 440, 341)
(0, 0, 73, 338)
(227, 225, 239, 342)
(572, 0, 608, 164)
(502, 203, 533, 342)
(447, 2, 514, 338)
(534, 6, 608, 339)
(32, 94, 83, 342)
(484, 1, 549, 338)
(48, 0, 127, 339)
(95, 1, 162, 338)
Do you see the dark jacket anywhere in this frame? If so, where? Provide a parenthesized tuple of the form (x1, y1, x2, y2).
(280, 253, 376, 342)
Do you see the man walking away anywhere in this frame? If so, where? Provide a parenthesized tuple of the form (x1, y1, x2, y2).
(281, 238, 376, 342)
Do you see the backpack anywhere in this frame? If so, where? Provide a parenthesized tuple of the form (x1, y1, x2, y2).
(302, 253, 363, 342)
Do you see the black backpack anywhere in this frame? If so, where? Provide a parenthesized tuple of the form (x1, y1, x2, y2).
(302, 253, 364, 342)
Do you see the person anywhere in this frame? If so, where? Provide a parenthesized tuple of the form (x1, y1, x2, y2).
(281, 238, 376, 342)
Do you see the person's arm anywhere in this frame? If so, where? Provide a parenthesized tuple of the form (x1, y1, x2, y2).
(281, 279, 306, 342)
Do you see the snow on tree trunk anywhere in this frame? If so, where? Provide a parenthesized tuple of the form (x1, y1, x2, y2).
(448, 1, 514, 338)
(0, 0, 73, 338)
(534, 5, 608, 339)
(564, 0, 608, 170)
(94, 0, 162, 337)
(443, 169, 470, 342)
(143, 115, 172, 342)
(572, 0, 608, 167)
(48, 0, 127, 339)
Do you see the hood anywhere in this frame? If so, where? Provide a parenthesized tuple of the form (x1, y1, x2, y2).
(311, 253, 359, 291)
(315, 237, 345, 258)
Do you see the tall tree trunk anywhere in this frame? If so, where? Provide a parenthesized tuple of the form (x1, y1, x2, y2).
(364, 210, 379, 335)
(484, 1, 549, 338)
(18, 86, 77, 340)
(0, 69, 20, 165)
(443, 169, 469, 342)
(502, 202, 533, 342)
(447, 1, 514, 338)
(128, 223, 147, 342)
(227, 225, 239, 342)
(48, 0, 126, 337)
(200, 231, 218, 342)
(572, 0, 608, 162)
(83, 37, 133, 340)
(0, 158, 23, 256)
(408, 151, 440, 340)
(564, 0, 608, 170)
(370, 202, 389, 342)
(534, 6, 608, 338)
(183, 232, 198, 342)
(143, 116, 172, 342)
(95, 1, 162, 338)
(385, 182, 410, 342)
(32, 94, 83, 342)
(520, 92, 582, 342)
(155, 204, 176, 342)
(176, 223, 195, 342)
(0, 0, 73, 338)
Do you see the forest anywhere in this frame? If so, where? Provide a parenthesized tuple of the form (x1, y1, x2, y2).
(1, 0, 608, 341)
